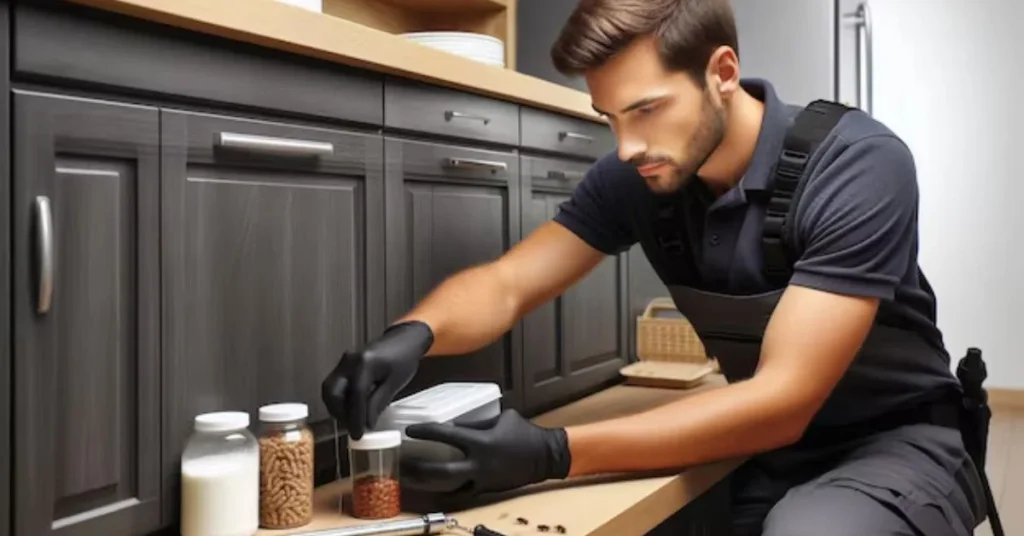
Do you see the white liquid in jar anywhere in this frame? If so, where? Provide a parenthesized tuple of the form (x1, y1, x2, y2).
(180, 451, 259, 536)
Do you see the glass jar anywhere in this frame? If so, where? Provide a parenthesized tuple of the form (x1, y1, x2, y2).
(257, 403, 315, 529)
(348, 430, 402, 519)
(180, 411, 260, 536)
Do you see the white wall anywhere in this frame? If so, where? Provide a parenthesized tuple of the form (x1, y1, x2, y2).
(871, 0, 1024, 388)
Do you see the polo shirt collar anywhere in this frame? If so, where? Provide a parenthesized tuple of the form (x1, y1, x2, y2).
(736, 78, 791, 193)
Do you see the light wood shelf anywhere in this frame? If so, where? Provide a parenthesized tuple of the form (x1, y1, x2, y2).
(323, 0, 517, 69)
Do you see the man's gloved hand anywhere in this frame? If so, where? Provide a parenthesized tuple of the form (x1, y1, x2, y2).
(400, 409, 572, 496)
(321, 320, 434, 440)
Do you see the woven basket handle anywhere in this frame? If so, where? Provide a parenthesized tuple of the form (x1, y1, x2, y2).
(641, 297, 679, 318)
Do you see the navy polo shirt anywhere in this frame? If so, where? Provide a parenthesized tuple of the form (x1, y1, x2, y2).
(553, 78, 946, 355)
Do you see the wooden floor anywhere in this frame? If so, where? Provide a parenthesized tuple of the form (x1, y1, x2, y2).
(974, 405, 1024, 536)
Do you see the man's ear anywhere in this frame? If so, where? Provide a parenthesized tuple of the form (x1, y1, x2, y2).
(706, 45, 741, 98)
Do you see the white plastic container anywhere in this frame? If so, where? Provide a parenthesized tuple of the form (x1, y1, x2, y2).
(373, 382, 502, 462)
(180, 411, 260, 536)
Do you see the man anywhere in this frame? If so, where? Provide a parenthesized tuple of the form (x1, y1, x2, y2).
(322, 0, 985, 534)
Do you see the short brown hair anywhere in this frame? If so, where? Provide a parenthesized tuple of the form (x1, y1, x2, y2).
(550, 0, 739, 85)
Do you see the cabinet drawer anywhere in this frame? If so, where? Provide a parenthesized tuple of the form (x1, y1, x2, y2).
(384, 78, 520, 146)
(389, 136, 519, 184)
(521, 154, 594, 193)
(521, 107, 615, 160)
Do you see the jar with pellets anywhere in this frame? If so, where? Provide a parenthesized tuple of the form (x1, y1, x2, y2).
(348, 430, 402, 519)
(257, 403, 315, 529)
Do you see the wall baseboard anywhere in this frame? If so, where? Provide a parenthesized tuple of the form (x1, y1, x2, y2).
(989, 388, 1024, 411)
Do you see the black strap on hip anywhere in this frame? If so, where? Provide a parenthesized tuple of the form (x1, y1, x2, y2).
(761, 100, 853, 286)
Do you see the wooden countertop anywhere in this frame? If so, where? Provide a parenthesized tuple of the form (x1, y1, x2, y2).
(256, 375, 744, 536)
(65, 0, 604, 123)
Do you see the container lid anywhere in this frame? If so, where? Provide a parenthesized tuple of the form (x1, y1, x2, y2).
(259, 402, 309, 423)
(378, 382, 502, 425)
(194, 411, 250, 433)
(348, 430, 402, 450)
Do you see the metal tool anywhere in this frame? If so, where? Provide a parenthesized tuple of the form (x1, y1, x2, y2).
(285, 512, 506, 536)
(287, 513, 452, 536)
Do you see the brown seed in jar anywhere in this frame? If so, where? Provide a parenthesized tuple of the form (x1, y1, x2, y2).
(259, 427, 315, 529)
(350, 475, 401, 519)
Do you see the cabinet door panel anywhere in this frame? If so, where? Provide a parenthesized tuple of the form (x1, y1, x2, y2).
(385, 137, 523, 410)
(520, 155, 627, 414)
(12, 90, 161, 536)
(162, 110, 385, 523)
(0, 3, 11, 535)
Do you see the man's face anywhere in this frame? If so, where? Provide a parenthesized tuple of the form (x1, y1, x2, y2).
(585, 36, 727, 195)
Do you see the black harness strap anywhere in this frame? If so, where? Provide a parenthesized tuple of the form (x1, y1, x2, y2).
(650, 196, 701, 286)
(645, 99, 853, 287)
(761, 100, 854, 286)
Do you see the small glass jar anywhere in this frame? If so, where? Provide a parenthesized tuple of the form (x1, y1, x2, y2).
(347, 430, 402, 519)
(180, 411, 260, 536)
(257, 403, 315, 530)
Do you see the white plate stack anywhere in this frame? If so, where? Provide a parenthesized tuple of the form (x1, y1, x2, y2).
(401, 32, 505, 68)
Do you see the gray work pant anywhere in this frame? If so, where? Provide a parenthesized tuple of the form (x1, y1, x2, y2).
(730, 423, 980, 536)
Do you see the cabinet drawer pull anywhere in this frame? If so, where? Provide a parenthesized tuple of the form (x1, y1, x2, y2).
(445, 157, 508, 171)
(546, 170, 585, 181)
(559, 131, 594, 143)
(34, 195, 53, 315)
(215, 132, 334, 157)
(444, 110, 491, 125)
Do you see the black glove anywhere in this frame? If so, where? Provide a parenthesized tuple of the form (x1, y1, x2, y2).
(321, 320, 434, 439)
(400, 409, 572, 496)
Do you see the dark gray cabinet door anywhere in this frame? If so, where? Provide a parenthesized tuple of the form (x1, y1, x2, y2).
(519, 155, 628, 414)
(0, 3, 11, 536)
(384, 137, 524, 410)
(11, 90, 161, 536)
(161, 109, 385, 523)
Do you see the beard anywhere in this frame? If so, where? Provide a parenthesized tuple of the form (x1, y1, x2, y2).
(633, 89, 727, 195)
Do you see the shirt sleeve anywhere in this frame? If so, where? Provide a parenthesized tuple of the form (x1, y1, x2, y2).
(552, 155, 638, 255)
(788, 134, 919, 300)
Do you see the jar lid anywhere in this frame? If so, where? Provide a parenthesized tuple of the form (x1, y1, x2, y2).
(259, 402, 309, 423)
(194, 411, 250, 433)
(348, 430, 402, 450)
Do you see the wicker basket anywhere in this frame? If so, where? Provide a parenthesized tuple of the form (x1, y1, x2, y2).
(621, 297, 717, 389)
(635, 297, 708, 363)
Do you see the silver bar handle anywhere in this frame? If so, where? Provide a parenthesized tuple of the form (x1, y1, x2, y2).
(547, 169, 585, 181)
(444, 110, 490, 125)
(215, 132, 334, 157)
(444, 157, 508, 171)
(844, 2, 873, 115)
(34, 196, 53, 315)
(559, 131, 594, 143)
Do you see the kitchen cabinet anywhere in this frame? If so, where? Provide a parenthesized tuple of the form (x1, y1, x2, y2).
(0, 3, 10, 536)
(384, 137, 524, 410)
(519, 155, 628, 414)
(11, 90, 162, 536)
(1, 4, 635, 532)
(160, 109, 386, 522)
